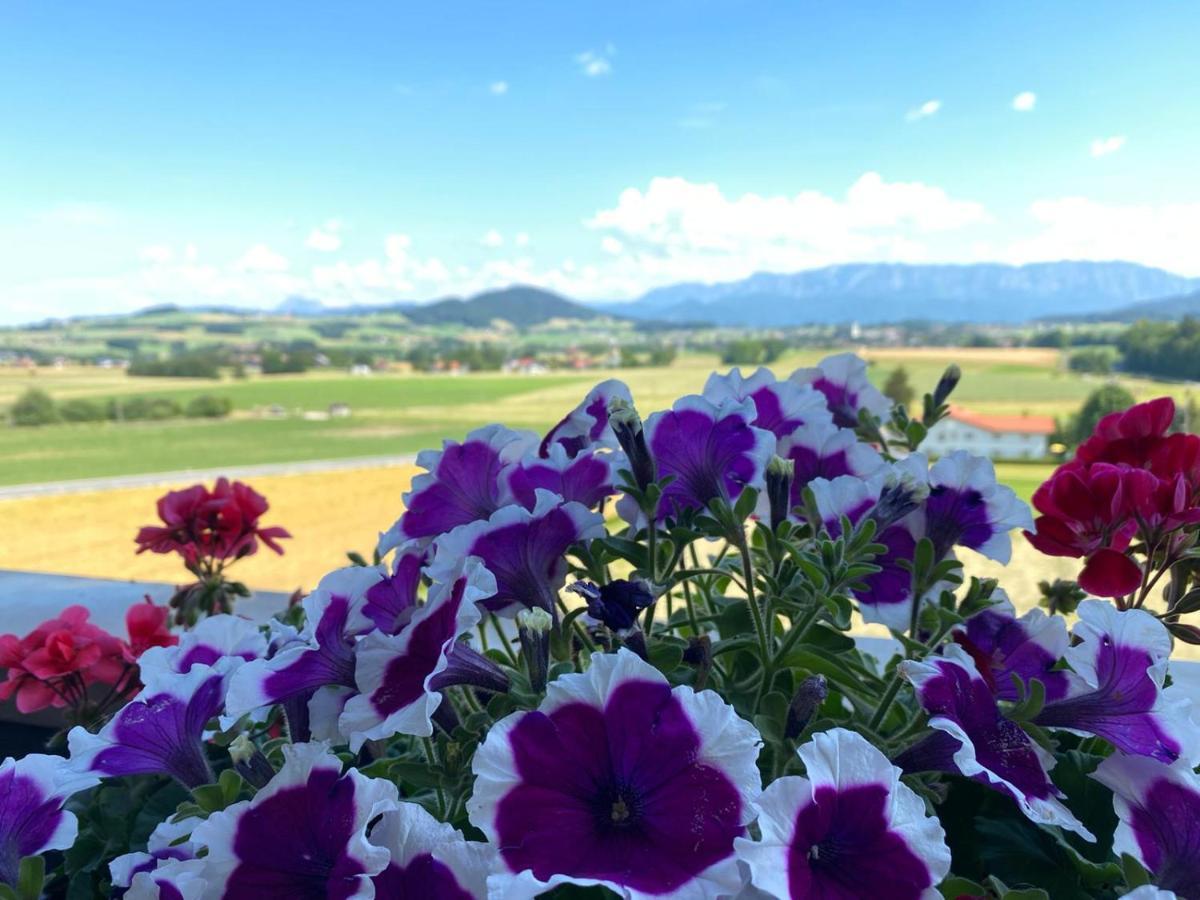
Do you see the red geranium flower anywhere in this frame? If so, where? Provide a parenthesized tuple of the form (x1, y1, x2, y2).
(124, 597, 178, 660)
(1075, 397, 1176, 468)
(135, 478, 290, 570)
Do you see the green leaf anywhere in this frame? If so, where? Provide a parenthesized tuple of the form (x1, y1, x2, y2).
(191, 783, 226, 813)
(15, 856, 45, 900)
(647, 641, 684, 674)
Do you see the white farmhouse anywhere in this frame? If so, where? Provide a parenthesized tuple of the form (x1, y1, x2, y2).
(922, 406, 1055, 461)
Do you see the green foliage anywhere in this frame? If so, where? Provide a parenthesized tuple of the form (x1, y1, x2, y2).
(108, 395, 183, 422)
(1118, 316, 1200, 381)
(261, 348, 314, 374)
(9, 388, 59, 426)
(720, 337, 786, 366)
(127, 350, 222, 378)
(58, 398, 107, 422)
(1067, 348, 1114, 375)
(184, 394, 233, 418)
(882, 365, 916, 407)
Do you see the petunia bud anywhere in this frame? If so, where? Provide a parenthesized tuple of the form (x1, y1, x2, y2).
(428, 642, 511, 695)
(568, 579, 654, 633)
(873, 469, 930, 531)
(765, 455, 795, 530)
(229, 734, 275, 789)
(785, 674, 828, 740)
(609, 399, 656, 491)
(683, 634, 713, 690)
(517, 607, 553, 693)
(932, 364, 962, 408)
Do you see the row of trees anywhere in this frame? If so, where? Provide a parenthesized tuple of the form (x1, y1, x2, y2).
(1118, 318, 1200, 381)
(9, 389, 232, 427)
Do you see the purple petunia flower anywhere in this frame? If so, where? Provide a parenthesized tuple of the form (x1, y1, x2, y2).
(189, 742, 398, 899)
(109, 816, 201, 898)
(539, 379, 633, 458)
(898, 645, 1093, 839)
(138, 614, 267, 678)
(1035, 601, 1199, 764)
(362, 541, 429, 635)
(735, 728, 951, 899)
(339, 556, 496, 750)
(468, 648, 761, 899)
(1092, 753, 1200, 898)
(702, 367, 833, 439)
(952, 590, 1071, 703)
(924, 451, 1034, 564)
(777, 418, 885, 509)
(224, 565, 386, 724)
(429, 490, 605, 616)
(0, 754, 98, 887)
(504, 442, 620, 511)
(67, 663, 227, 788)
(790, 352, 892, 429)
(808, 459, 928, 632)
(639, 395, 775, 524)
(369, 801, 493, 899)
(378, 424, 538, 553)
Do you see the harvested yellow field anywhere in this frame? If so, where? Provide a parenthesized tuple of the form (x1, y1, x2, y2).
(0, 465, 420, 593)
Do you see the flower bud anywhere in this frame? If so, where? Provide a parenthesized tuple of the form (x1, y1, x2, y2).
(765, 455, 795, 530)
(229, 734, 275, 789)
(873, 469, 930, 531)
(609, 399, 656, 491)
(429, 642, 511, 695)
(568, 579, 654, 633)
(933, 364, 962, 407)
(683, 634, 713, 689)
(517, 607, 553, 693)
(785, 674, 828, 740)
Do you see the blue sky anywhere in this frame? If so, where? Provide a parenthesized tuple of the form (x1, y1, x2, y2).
(2, 0, 1198, 322)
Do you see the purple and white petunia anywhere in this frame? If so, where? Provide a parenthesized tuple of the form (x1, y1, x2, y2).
(777, 417, 885, 505)
(702, 367, 833, 439)
(924, 451, 1034, 564)
(952, 590, 1071, 703)
(808, 462, 926, 632)
(539, 379, 633, 458)
(339, 556, 495, 750)
(897, 644, 1093, 839)
(429, 489, 605, 616)
(362, 541, 429, 635)
(1092, 752, 1200, 898)
(67, 663, 225, 788)
(224, 565, 386, 724)
(790, 352, 892, 429)
(110, 816, 201, 898)
(640, 395, 775, 524)
(138, 614, 267, 678)
(123, 858, 208, 900)
(378, 424, 538, 553)
(0, 754, 98, 887)
(369, 801, 493, 899)
(1035, 601, 1199, 764)
(735, 728, 951, 899)
(504, 442, 620, 511)
(469, 648, 761, 899)
(190, 742, 398, 899)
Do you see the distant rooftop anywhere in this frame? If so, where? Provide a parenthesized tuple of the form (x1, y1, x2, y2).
(947, 406, 1057, 435)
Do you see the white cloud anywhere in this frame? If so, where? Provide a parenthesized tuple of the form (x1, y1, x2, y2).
(601, 236, 624, 255)
(1012, 91, 1037, 111)
(305, 220, 343, 252)
(905, 99, 941, 121)
(139, 244, 174, 264)
(575, 48, 613, 77)
(481, 229, 504, 248)
(585, 172, 990, 285)
(514, 232, 530, 247)
(489, 81, 509, 95)
(1090, 135, 1127, 157)
(236, 243, 290, 273)
(1004, 196, 1200, 276)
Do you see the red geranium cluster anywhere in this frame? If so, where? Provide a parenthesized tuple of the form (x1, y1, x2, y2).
(135, 477, 290, 572)
(0, 599, 175, 720)
(1026, 397, 1200, 600)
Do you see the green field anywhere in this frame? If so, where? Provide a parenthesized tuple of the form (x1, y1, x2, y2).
(2, 347, 1195, 488)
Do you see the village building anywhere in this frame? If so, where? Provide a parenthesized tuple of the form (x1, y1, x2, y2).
(921, 406, 1056, 460)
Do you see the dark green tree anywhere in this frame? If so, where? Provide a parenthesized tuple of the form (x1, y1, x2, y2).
(882, 366, 916, 409)
(1069, 383, 1136, 444)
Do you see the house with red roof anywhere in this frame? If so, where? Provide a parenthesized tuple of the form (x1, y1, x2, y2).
(922, 406, 1057, 460)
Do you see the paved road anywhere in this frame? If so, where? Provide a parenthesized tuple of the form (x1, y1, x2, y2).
(0, 453, 419, 501)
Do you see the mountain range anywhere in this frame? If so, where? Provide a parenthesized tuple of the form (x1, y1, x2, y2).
(600, 262, 1200, 326)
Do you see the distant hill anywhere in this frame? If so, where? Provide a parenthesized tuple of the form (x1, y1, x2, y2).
(1046, 289, 1200, 324)
(610, 261, 1200, 326)
(402, 286, 604, 327)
